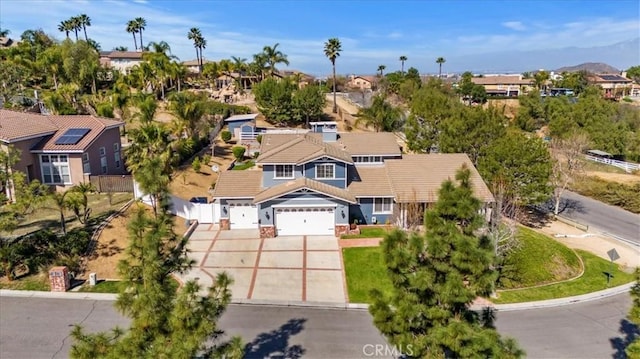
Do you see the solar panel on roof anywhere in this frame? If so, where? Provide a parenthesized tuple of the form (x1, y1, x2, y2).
(599, 75, 625, 81)
(54, 128, 91, 145)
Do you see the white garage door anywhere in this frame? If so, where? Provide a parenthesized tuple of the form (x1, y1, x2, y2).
(229, 202, 258, 229)
(275, 207, 335, 236)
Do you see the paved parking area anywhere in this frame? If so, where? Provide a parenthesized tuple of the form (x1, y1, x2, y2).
(182, 224, 347, 303)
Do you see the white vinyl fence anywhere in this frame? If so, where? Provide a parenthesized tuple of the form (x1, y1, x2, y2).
(585, 155, 640, 173)
(133, 181, 220, 224)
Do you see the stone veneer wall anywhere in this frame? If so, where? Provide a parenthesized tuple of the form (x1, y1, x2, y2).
(220, 218, 230, 230)
(260, 226, 275, 238)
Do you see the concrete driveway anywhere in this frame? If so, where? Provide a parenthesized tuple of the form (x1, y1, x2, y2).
(183, 224, 347, 303)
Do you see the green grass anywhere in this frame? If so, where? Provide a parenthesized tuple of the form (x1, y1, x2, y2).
(341, 227, 390, 239)
(232, 160, 255, 170)
(78, 280, 123, 293)
(342, 247, 392, 302)
(495, 250, 635, 303)
(0, 274, 50, 291)
(78, 277, 180, 293)
(1, 192, 132, 237)
(583, 160, 629, 174)
(497, 227, 581, 289)
(569, 176, 640, 214)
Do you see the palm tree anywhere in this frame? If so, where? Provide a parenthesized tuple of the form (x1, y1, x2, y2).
(262, 43, 289, 77)
(58, 20, 72, 39)
(436, 57, 446, 78)
(187, 27, 203, 71)
(67, 182, 96, 225)
(77, 14, 91, 41)
(50, 191, 69, 235)
(231, 56, 248, 89)
(134, 17, 147, 50)
(252, 53, 268, 80)
(324, 38, 342, 114)
(355, 94, 402, 132)
(399, 55, 407, 75)
(169, 92, 205, 139)
(377, 65, 386, 77)
(69, 16, 81, 41)
(126, 20, 138, 50)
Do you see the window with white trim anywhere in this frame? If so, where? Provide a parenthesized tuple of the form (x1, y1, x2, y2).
(99, 146, 106, 156)
(82, 153, 91, 174)
(315, 163, 335, 179)
(274, 165, 294, 179)
(40, 154, 71, 184)
(113, 143, 119, 152)
(114, 151, 121, 168)
(373, 198, 393, 213)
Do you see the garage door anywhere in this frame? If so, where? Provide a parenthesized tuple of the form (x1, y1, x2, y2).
(229, 202, 258, 229)
(275, 207, 335, 236)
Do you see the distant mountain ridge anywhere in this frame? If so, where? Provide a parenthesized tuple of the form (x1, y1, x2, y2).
(555, 62, 619, 74)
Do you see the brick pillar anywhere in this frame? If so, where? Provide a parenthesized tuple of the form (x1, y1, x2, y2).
(260, 226, 276, 238)
(220, 218, 230, 230)
(49, 266, 70, 292)
(335, 224, 349, 237)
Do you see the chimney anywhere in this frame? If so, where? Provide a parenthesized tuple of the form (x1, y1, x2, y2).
(310, 121, 337, 142)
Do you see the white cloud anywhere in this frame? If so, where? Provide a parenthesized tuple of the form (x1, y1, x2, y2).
(387, 31, 403, 39)
(502, 21, 526, 31)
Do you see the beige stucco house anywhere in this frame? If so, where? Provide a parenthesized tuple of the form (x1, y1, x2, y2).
(0, 110, 126, 199)
(347, 75, 376, 90)
(99, 51, 144, 74)
(589, 74, 633, 99)
(471, 75, 535, 96)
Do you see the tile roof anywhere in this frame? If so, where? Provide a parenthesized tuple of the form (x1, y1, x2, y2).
(471, 76, 533, 86)
(384, 154, 494, 203)
(224, 113, 259, 122)
(0, 110, 124, 151)
(211, 170, 263, 198)
(257, 133, 352, 164)
(347, 166, 394, 197)
(593, 74, 632, 83)
(337, 132, 402, 156)
(103, 51, 144, 59)
(253, 177, 356, 204)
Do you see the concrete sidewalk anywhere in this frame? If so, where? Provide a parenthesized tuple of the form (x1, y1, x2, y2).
(537, 220, 640, 269)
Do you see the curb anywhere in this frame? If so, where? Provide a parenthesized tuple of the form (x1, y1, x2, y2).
(2, 281, 634, 311)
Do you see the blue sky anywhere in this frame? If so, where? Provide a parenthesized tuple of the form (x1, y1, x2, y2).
(1, 0, 638, 75)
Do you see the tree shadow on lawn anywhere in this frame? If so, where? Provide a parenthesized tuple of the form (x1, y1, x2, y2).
(244, 318, 306, 359)
(610, 318, 639, 358)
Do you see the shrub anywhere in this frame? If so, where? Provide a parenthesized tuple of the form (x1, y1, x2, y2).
(202, 154, 212, 165)
(256, 134, 263, 144)
(253, 151, 260, 159)
(192, 157, 202, 173)
(232, 146, 246, 161)
(96, 102, 114, 118)
(221, 130, 232, 143)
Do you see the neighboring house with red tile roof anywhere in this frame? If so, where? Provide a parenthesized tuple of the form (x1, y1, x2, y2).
(0, 109, 126, 198)
(211, 121, 493, 238)
(347, 75, 376, 90)
(99, 51, 144, 74)
(589, 74, 633, 99)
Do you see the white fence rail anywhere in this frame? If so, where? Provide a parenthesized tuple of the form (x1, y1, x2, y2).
(585, 155, 640, 173)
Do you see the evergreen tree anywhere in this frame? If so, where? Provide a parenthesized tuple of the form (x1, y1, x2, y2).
(369, 166, 524, 358)
(627, 268, 640, 357)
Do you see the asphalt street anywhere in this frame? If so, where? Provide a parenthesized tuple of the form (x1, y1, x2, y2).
(1, 294, 635, 359)
(553, 190, 640, 244)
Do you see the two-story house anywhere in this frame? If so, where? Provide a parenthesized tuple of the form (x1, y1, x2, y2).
(0, 109, 126, 199)
(99, 51, 144, 74)
(211, 122, 494, 238)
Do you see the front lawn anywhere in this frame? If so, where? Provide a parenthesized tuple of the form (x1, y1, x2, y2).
(341, 226, 391, 239)
(78, 280, 123, 293)
(342, 247, 392, 302)
(494, 249, 635, 303)
(0, 273, 49, 291)
(232, 160, 255, 170)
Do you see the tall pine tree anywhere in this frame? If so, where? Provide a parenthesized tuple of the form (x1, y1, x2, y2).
(369, 165, 524, 358)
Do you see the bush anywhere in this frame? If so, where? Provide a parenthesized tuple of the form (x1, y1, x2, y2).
(192, 156, 202, 173)
(221, 131, 232, 143)
(232, 146, 246, 161)
(96, 102, 114, 118)
(256, 134, 262, 144)
(253, 151, 260, 159)
(202, 154, 212, 165)
(570, 176, 640, 213)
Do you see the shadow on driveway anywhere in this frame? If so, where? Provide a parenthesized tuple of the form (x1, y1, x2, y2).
(244, 318, 307, 359)
(610, 318, 639, 358)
